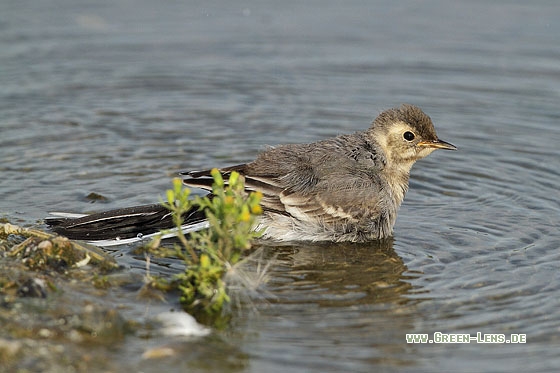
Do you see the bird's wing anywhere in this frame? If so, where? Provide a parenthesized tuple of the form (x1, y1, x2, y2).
(182, 165, 289, 215)
(183, 165, 384, 225)
(277, 170, 385, 225)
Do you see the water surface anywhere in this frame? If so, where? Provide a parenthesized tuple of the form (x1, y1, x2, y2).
(1, 0, 560, 372)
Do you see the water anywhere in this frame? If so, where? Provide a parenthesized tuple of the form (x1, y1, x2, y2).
(2, 0, 560, 371)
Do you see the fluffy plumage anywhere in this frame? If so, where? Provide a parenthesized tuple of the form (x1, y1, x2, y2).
(47, 104, 456, 245)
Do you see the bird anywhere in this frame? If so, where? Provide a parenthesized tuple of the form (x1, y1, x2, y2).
(46, 104, 456, 245)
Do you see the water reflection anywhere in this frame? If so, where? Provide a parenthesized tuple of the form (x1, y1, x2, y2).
(264, 239, 416, 307)
(233, 240, 425, 371)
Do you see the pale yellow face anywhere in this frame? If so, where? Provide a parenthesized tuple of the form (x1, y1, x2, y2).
(376, 121, 437, 166)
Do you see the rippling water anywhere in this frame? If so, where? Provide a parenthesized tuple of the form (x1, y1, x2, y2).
(2, 0, 560, 372)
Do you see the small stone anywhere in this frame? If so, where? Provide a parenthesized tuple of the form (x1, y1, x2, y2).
(155, 311, 210, 337)
(17, 278, 48, 298)
(37, 328, 52, 338)
(37, 240, 53, 251)
(0, 338, 22, 360)
(83, 192, 109, 202)
(141, 346, 176, 360)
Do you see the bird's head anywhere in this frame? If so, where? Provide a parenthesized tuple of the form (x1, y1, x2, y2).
(368, 104, 456, 170)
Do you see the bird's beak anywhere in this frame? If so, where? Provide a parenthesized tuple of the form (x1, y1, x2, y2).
(417, 139, 457, 150)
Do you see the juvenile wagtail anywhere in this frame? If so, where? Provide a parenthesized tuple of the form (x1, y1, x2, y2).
(47, 104, 456, 245)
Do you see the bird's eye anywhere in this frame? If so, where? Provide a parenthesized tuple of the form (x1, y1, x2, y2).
(403, 131, 415, 141)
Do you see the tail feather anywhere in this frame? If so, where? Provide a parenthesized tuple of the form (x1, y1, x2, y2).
(46, 203, 206, 244)
(46, 165, 251, 246)
(180, 164, 247, 179)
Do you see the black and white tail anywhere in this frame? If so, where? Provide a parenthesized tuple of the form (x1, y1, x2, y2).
(46, 203, 208, 247)
(45, 167, 245, 247)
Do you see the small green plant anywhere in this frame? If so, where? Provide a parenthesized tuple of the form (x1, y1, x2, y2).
(153, 169, 263, 318)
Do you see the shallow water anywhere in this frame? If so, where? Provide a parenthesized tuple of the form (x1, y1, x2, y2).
(2, 0, 560, 371)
